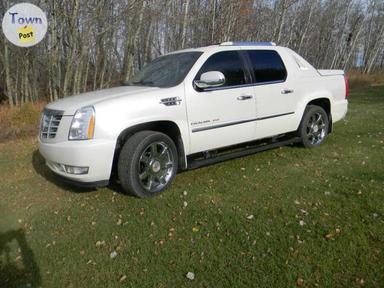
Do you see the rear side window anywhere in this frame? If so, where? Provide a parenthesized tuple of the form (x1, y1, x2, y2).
(246, 50, 287, 83)
(195, 51, 246, 87)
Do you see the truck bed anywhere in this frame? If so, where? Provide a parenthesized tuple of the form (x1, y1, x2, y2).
(317, 69, 344, 76)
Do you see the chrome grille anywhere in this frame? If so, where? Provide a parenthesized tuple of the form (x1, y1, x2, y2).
(40, 109, 63, 140)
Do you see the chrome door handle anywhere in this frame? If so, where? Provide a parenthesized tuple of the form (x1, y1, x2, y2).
(281, 89, 294, 94)
(237, 95, 253, 101)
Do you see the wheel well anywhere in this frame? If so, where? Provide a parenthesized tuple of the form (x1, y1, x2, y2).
(112, 121, 186, 177)
(307, 98, 333, 133)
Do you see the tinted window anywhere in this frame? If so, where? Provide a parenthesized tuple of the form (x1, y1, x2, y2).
(126, 52, 203, 88)
(246, 50, 287, 83)
(196, 51, 246, 87)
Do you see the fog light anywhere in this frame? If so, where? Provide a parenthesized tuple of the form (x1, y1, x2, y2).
(64, 165, 89, 175)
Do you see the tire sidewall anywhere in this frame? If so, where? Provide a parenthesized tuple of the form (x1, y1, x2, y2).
(300, 106, 329, 148)
(118, 132, 178, 198)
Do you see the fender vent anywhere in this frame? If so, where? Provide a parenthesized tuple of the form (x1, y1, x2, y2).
(160, 97, 182, 106)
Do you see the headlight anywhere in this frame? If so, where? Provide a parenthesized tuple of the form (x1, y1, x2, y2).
(68, 106, 95, 140)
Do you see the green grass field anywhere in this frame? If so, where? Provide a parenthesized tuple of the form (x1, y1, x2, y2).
(1, 86, 383, 288)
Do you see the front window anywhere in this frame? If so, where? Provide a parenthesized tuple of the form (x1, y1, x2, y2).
(125, 52, 203, 88)
(195, 51, 247, 87)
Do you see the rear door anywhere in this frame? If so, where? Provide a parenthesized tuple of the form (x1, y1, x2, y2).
(186, 50, 257, 154)
(245, 50, 298, 139)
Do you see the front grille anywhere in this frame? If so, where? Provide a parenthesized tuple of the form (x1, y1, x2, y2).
(40, 109, 64, 139)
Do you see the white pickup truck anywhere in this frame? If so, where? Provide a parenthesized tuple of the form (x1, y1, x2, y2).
(39, 41, 348, 197)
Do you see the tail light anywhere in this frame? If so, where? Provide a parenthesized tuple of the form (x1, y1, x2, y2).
(344, 75, 349, 99)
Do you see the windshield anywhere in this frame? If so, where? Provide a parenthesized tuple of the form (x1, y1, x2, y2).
(125, 52, 203, 88)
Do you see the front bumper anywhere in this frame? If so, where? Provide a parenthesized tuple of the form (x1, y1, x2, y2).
(38, 138, 116, 184)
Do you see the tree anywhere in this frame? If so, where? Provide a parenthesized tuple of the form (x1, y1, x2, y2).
(0, 0, 383, 106)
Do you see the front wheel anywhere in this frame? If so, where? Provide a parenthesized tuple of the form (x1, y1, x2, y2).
(118, 131, 178, 198)
(298, 105, 329, 148)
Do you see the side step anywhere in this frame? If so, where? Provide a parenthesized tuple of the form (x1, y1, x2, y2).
(187, 137, 301, 170)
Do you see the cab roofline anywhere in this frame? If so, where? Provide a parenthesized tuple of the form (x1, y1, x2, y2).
(164, 41, 278, 56)
(220, 41, 276, 46)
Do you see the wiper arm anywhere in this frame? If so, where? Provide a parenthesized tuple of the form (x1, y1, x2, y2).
(132, 80, 154, 86)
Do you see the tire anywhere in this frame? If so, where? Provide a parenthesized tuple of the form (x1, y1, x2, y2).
(117, 131, 178, 198)
(298, 105, 329, 148)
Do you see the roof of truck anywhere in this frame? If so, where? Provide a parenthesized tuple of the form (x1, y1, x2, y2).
(167, 41, 280, 55)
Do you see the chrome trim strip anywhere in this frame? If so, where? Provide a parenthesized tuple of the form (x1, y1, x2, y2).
(191, 112, 294, 133)
(256, 112, 294, 121)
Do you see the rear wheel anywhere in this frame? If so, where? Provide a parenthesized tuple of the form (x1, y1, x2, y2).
(298, 105, 329, 148)
(118, 131, 178, 198)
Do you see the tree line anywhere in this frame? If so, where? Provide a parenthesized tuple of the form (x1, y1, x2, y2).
(0, 0, 383, 106)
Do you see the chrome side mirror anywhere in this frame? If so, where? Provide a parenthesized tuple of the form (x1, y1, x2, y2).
(194, 71, 225, 89)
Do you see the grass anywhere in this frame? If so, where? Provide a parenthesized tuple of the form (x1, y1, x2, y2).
(0, 86, 383, 287)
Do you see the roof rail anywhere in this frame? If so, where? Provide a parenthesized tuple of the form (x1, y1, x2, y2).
(220, 41, 276, 47)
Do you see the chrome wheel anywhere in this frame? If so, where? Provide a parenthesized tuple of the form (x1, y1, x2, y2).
(138, 141, 174, 192)
(306, 112, 327, 145)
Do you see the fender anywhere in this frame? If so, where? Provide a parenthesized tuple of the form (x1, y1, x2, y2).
(294, 90, 333, 131)
(114, 120, 189, 170)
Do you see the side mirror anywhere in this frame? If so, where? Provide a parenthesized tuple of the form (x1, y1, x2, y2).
(194, 71, 225, 89)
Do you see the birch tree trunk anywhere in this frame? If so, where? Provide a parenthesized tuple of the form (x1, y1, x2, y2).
(3, 42, 15, 106)
(274, 0, 287, 43)
(181, 0, 190, 48)
(123, 0, 146, 83)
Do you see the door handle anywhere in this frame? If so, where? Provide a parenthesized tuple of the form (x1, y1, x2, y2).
(237, 95, 253, 101)
(281, 89, 294, 94)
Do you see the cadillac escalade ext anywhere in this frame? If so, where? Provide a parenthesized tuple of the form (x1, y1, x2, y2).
(39, 41, 348, 197)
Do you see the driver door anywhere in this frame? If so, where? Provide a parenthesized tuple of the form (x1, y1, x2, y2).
(185, 51, 257, 154)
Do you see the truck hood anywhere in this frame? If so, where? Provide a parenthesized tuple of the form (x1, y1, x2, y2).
(46, 86, 158, 115)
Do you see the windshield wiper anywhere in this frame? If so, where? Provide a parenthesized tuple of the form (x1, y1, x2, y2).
(132, 80, 155, 86)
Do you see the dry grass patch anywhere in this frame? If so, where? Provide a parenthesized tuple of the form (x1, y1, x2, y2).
(347, 70, 384, 89)
(0, 102, 45, 142)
